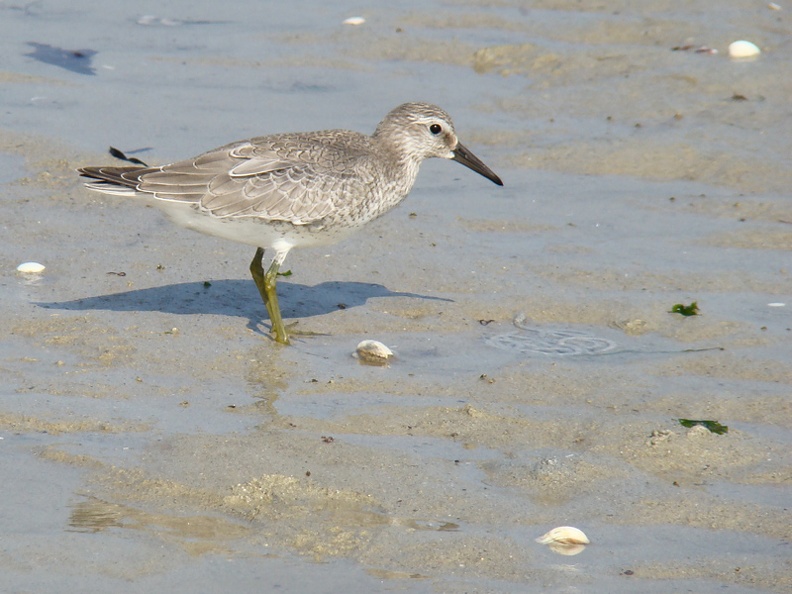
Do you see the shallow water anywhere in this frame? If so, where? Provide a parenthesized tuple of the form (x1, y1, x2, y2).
(1, 1, 791, 592)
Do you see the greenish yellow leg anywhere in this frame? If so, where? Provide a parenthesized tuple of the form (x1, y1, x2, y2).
(249, 247, 290, 345)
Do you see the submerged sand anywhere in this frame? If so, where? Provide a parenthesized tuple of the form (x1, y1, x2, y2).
(1, 1, 790, 592)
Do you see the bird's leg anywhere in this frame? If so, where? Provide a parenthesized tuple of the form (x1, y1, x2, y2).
(264, 255, 290, 345)
(249, 247, 290, 345)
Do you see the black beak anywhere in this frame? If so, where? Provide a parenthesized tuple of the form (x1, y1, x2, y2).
(452, 142, 503, 186)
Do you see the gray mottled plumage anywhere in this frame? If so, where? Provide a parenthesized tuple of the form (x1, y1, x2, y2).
(78, 102, 503, 344)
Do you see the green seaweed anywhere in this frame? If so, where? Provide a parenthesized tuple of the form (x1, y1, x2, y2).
(678, 418, 728, 434)
(670, 301, 699, 316)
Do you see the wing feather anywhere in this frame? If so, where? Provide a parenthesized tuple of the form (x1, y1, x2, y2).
(81, 131, 373, 225)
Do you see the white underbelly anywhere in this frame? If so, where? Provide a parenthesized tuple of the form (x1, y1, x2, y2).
(154, 200, 355, 252)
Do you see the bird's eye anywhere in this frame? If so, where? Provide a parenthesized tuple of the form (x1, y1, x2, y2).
(429, 124, 442, 135)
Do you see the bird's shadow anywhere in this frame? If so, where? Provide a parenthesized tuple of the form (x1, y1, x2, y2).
(36, 279, 452, 335)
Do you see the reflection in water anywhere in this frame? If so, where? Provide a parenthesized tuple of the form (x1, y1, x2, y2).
(397, 519, 460, 532)
(67, 494, 251, 555)
(68, 498, 125, 533)
(246, 343, 289, 421)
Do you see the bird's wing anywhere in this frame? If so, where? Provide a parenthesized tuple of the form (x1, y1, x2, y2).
(134, 138, 363, 224)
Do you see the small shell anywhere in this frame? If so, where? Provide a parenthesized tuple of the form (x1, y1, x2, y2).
(343, 16, 365, 26)
(548, 542, 587, 556)
(535, 526, 590, 546)
(355, 340, 393, 365)
(17, 262, 45, 274)
(728, 40, 761, 59)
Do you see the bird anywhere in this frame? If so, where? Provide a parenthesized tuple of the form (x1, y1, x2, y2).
(78, 102, 503, 345)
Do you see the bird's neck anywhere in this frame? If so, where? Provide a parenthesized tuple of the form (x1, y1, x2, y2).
(372, 130, 422, 184)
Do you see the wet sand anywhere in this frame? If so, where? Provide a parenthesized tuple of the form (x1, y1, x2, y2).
(1, 1, 790, 592)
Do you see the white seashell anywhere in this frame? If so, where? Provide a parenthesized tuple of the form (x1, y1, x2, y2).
(137, 15, 182, 26)
(728, 40, 761, 59)
(137, 15, 158, 25)
(355, 340, 393, 364)
(343, 16, 366, 26)
(17, 262, 45, 274)
(547, 542, 587, 556)
(535, 526, 590, 546)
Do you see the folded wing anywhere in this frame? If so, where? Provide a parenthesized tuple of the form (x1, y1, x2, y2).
(78, 140, 360, 225)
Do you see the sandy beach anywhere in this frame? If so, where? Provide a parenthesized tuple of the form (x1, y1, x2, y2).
(1, 1, 790, 592)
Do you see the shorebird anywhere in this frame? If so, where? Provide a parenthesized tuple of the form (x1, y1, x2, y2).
(78, 102, 503, 344)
